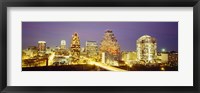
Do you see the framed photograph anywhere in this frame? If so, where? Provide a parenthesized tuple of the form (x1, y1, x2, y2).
(0, 0, 199, 93)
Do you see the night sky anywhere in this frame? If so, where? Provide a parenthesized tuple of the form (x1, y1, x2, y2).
(22, 22, 178, 52)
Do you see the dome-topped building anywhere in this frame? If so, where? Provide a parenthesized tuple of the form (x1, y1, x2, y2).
(137, 35, 156, 43)
(136, 35, 157, 63)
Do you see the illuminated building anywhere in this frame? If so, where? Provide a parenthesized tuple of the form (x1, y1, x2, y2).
(102, 52, 106, 63)
(55, 48, 69, 56)
(23, 57, 48, 67)
(70, 32, 81, 61)
(28, 46, 38, 57)
(46, 47, 53, 54)
(122, 51, 137, 65)
(55, 40, 68, 56)
(80, 47, 86, 52)
(126, 52, 137, 61)
(168, 51, 178, 66)
(99, 30, 120, 55)
(86, 41, 98, 57)
(22, 46, 38, 59)
(53, 56, 67, 66)
(56, 46, 60, 50)
(60, 40, 66, 49)
(22, 51, 28, 60)
(38, 41, 46, 52)
(157, 51, 178, 65)
(157, 52, 168, 63)
(136, 35, 157, 63)
(80, 47, 87, 56)
(121, 52, 127, 61)
(99, 29, 121, 65)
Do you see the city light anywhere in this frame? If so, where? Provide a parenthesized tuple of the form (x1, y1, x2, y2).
(161, 48, 166, 52)
(22, 22, 178, 71)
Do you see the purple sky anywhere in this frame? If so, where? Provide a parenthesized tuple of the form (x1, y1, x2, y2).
(22, 22, 178, 52)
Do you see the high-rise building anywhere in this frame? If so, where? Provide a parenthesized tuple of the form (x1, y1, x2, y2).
(60, 40, 66, 49)
(136, 35, 157, 63)
(99, 29, 121, 65)
(99, 30, 120, 56)
(70, 32, 81, 61)
(86, 41, 98, 57)
(38, 41, 46, 52)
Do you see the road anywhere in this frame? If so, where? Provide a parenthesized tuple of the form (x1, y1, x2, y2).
(88, 61, 127, 71)
(82, 56, 127, 71)
(50, 55, 127, 71)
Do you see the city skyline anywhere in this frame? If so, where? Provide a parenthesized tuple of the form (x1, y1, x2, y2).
(22, 22, 178, 52)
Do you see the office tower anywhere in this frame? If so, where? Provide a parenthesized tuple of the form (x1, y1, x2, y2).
(38, 41, 46, 52)
(136, 35, 157, 63)
(86, 41, 98, 57)
(70, 32, 81, 60)
(99, 29, 121, 65)
(99, 29, 120, 56)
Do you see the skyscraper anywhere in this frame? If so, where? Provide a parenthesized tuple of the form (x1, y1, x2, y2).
(70, 32, 80, 61)
(86, 41, 98, 57)
(38, 41, 46, 52)
(99, 30, 120, 55)
(99, 30, 121, 65)
(60, 40, 66, 49)
(136, 35, 157, 63)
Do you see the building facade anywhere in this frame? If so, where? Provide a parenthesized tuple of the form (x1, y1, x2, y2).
(168, 52, 178, 66)
(38, 41, 46, 52)
(136, 35, 157, 63)
(86, 41, 98, 57)
(70, 32, 81, 61)
(99, 29, 121, 65)
(157, 52, 168, 63)
(99, 30, 120, 56)
(60, 40, 66, 49)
